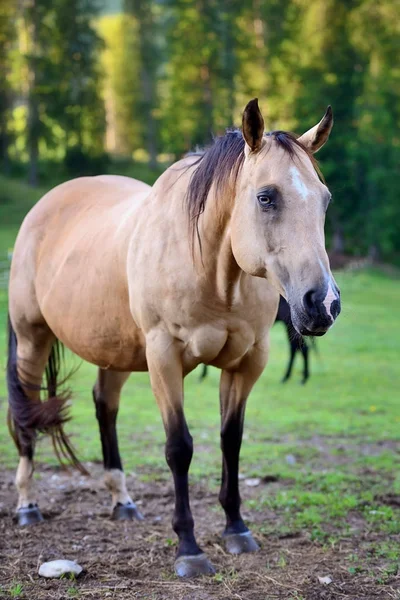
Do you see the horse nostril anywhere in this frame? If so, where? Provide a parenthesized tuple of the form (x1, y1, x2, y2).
(330, 298, 341, 319)
(303, 289, 318, 314)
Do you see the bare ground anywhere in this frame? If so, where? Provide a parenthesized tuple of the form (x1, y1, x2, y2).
(1, 465, 399, 600)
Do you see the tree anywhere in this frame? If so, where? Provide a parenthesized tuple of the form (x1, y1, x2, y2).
(161, 0, 244, 156)
(124, 0, 160, 167)
(21, 0, 105, 184)
(50, 0, 105, 158)
(99, 14, 142, 156)
(350, 0, 400, 258)
(0, 0, 16, 172)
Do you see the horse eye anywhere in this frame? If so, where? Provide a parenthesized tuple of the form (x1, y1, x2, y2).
(257, 195, 273, 207)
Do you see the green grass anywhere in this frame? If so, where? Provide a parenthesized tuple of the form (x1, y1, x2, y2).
(1, 175, 400, 547)
(9, 582, 24, 598)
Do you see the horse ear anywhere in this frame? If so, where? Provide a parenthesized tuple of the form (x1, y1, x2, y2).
(242, 98, 265, 152)
(297, 106, 333, 153)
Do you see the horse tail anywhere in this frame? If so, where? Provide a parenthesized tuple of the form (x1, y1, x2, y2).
(7, 316, 88, 475)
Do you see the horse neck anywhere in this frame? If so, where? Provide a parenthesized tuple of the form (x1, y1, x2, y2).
(196, 186, 245, 307)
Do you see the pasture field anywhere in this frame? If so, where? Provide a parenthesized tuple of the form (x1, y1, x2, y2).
(0, 176, 400, 599)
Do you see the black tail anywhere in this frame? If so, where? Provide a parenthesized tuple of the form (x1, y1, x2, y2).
(7, 317, 88, 474)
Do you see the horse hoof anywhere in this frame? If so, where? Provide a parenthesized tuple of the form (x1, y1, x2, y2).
(17, 505, 44, 526)
(174, 553, 216, 578)
(111, 502, 144, 521)
(224, 530, 259, 554)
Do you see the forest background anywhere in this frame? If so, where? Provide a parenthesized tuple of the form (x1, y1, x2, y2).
(0, 0, 399, 263)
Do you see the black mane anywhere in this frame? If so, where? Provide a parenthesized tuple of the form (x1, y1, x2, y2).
(185, 128, 321, 251)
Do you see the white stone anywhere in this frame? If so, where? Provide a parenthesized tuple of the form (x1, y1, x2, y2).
(244, 478, 261, 487)
(318, 575, 332, 585)
(38, 560, 83, 579)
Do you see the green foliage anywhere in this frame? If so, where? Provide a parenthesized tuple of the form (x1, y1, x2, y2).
(7, 0, 105, 183)
(0, 0, 399, 259)
(98, 13, 142, 156)
(0, 0, 16, 167)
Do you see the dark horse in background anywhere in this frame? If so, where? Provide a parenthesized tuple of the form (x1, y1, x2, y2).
(201, 296, 316, 384)
(276, 295, 316, 384)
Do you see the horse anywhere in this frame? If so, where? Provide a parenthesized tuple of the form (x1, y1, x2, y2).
(276, 295, 315, 384)
(7, 98, 340, 577)
(200, 296, 316, 384)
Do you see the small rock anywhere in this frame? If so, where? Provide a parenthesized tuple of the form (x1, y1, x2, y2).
(245, 478, 261, 487)
(38, 560, 83, 579)
(318, 575, 332, 585)
(285, 454, 297, 465)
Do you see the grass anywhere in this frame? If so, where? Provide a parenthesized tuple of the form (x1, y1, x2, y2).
(1, 174, 400, 555)
(8, 582, 23, 598)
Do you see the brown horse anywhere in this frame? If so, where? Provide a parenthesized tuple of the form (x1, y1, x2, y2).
(7, 99, 340, 577)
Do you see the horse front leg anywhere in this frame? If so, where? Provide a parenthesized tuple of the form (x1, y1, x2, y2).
(146, 331, 215, 577)
(93, 369, 142, 521)
(219, 345, 268, 554)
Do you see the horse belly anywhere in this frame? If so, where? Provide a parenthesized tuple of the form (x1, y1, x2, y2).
(43, 295, 147, 371)
(37, 263, 147, 371)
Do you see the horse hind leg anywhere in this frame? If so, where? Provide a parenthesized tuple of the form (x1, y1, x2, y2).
(92, 369, 143, 521)
(8, 319, 59, 525)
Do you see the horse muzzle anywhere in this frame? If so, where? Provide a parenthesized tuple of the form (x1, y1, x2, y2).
(290, 280, 341, 337)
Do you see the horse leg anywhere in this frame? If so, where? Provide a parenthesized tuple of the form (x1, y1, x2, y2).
(199, 364, 208, 381)
(92, 369, 142, 521)
(281, 324, 296, 383)
(219, 348, 267, 554)
(146, 331, 215, 577)
(301, 341, 309, 384)
(8, 323, 55, 526)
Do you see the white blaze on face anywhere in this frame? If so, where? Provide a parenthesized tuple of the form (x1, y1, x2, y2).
(323, 282, 337, 319)
(290, 166, 309, 200)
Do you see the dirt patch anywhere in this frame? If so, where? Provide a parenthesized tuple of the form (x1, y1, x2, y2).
(0, 465, 399, 600)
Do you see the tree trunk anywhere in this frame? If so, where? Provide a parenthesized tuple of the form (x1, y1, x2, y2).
(129, 0, 158, 169)
(0, 104, 11, 174)
(25, 0, 40, 186)
(221, 0, 236, 128)
(140, 64, 158, 169)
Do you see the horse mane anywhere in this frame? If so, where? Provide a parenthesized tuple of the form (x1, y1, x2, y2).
(185, 128, 323, 252)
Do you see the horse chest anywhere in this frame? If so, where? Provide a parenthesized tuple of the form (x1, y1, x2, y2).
(183, 319, 256, 370)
